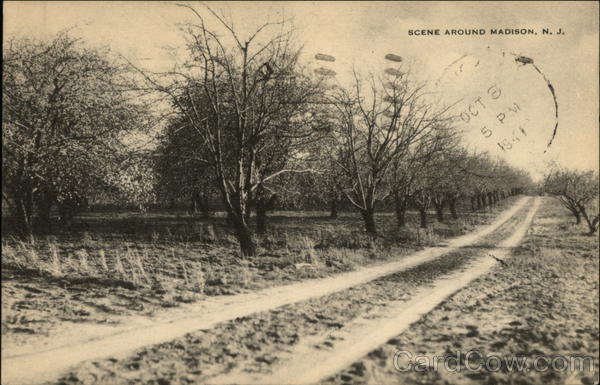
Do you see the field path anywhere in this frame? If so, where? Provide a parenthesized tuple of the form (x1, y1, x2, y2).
(206, 197, 541, 385)
(1, 197, 530, 385)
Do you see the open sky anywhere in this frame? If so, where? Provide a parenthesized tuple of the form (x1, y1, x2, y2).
(4, 1, 599, 179)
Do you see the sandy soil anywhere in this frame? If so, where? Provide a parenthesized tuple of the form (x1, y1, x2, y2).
(20, 199, 535, 385)
(2, 199, 519, 350)
(3, 199, 528, 385)
(322, 198, 599, 385)
(204, 198, 540, 385)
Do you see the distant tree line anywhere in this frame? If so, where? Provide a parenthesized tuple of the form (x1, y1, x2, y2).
(3, 5, 534, 255)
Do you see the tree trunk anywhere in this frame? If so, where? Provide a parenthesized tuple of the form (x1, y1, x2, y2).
(586, 215, 599, 234)
(191, 191, 211, 218)
(476, 194, 484, 210)
(394, 193, 408, 228)
(470, 196, 477, 212)
(199, 195, 211, 218)
(577, 204, 599, 234)
(569, 209, 581, 224)
(218, 183, 255, 255)
(329, 199, 338, 219)
(254, 186, 276, 235)
(244, 190, 253, 224)
(190, 194, 198, 214)
(232, 214, 256, 257)
(58, 202, 74, 224)
(360, 207, 377, 236)
(449, 198, 458, 219)
(15, 191, 34, 242)
(419, 208, 428, 229)
(37, 191, 54, 233)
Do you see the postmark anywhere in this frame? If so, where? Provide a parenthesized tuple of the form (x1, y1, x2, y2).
(433, 47, 559, 158)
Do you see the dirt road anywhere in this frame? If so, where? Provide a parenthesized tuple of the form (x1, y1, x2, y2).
(1, 197, 530, 385)
(205, 197, 541, 384)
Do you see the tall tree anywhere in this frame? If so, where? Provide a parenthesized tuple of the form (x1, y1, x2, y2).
(138, 4, 324, 255)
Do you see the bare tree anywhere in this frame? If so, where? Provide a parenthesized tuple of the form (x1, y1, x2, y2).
(329, 69, 453, 235)
(136, 4, 324, 255)
(289, 132, 346, 218)
(388, 130, 452, 227)
(438, 148, 474, 220)
(544, 169, 599, 234)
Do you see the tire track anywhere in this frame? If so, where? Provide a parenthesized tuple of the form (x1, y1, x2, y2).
(1, 197, 530, 385)
(207, 197, 540, 385)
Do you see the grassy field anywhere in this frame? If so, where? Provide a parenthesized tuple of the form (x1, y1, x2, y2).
(43, 198, 532, 385)
(2, 199, 518, 344)
(3, 197, 597, 385)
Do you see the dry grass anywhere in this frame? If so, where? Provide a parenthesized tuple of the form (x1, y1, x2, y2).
(1, 197, 520, 306)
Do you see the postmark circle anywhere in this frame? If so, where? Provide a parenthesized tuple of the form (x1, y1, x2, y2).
(432, 47, 558, 159)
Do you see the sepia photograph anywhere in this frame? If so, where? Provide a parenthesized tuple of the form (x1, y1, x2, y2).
(2, 1, 599, 384)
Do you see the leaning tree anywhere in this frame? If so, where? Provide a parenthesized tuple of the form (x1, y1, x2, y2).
(544, 168, 599, 234)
